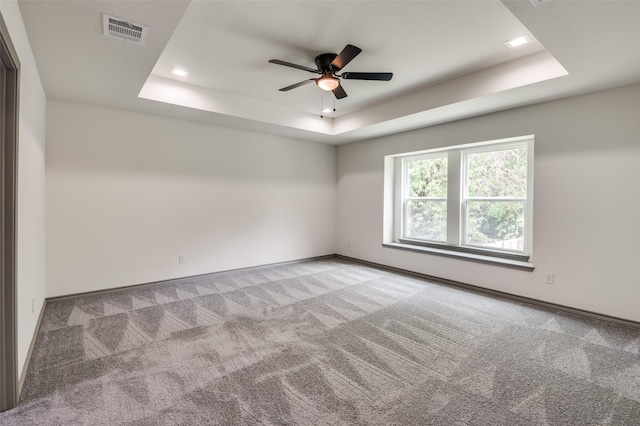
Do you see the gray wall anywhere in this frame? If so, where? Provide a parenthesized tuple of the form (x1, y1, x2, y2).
(337, 84, 640, 322)
(46, 100, 337, 296)
(0, 1, 47, 378)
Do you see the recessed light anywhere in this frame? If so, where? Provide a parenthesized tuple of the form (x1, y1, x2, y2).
(321, 107, 333, 113)
(170, 68, 189, 77)
(505, 35, 530, 49)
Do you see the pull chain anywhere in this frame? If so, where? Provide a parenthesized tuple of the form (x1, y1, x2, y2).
(320, 92, 336, 118)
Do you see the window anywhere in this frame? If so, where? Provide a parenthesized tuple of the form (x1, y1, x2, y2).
(385, 136, 534, 269)
(403, 154, 448, 242)
(462, 144, 528, 252)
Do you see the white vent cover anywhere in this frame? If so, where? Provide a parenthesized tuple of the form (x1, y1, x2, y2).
(103, 14, 148, 45)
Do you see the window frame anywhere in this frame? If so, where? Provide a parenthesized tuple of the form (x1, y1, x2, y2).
(401, 152, 448, 243)
(460, 141, 531, 255)
(386, 135, 534, 269)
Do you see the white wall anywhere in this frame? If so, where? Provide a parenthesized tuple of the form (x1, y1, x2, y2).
(0, 1, 47, 379)
(46, 100, 336, 297)
(337, 84, 640, 322)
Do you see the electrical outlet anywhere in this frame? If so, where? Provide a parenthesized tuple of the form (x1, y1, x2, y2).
(179, 254, 186, 264)
(31, 299, 34, 313)
(347, 241, 352, 248)
(544, 272, 554, 285)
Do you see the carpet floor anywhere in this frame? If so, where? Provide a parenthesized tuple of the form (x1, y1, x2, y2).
(1, 257, 639, 425)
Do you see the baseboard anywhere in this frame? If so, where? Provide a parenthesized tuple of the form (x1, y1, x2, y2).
(44, 252, 640, 330)
(47, 254, 338, 303)
(17, 300, 46, 399)
(336, 254, 640, 330)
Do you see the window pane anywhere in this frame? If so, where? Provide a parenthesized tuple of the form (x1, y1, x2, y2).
(405, 200, 447, 242)
(466, 148, 527, 197)
(466, 201, 524, 250)
(407, 156, 448, 197)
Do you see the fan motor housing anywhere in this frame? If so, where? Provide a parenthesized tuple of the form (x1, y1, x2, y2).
(315, 53, 338, 72)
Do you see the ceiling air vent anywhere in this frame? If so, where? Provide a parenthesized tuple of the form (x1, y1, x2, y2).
(102, 14, 148, 46)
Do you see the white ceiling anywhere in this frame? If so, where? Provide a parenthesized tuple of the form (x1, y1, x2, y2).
(18, 0, 640, 144)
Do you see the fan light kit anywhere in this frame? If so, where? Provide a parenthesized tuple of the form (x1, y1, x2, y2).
(317, 75, 340, 91)
(269, 44, 393, 100)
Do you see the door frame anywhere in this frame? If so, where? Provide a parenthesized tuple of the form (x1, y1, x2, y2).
(0, 12, 20, 412)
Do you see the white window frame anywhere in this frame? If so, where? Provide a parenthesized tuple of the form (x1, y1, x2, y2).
(384, 135, 534, 270)
(401, 152, 448, 243)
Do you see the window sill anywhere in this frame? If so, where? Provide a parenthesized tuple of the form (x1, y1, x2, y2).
(382, 242, 535, 271)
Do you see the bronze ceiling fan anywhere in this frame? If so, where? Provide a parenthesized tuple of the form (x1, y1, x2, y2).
(269, 44, 393, 99)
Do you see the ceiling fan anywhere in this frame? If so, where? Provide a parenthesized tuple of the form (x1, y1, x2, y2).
(269, 44, 393, 99)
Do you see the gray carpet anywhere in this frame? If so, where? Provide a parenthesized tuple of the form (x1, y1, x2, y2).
(1, 257, 639, 425)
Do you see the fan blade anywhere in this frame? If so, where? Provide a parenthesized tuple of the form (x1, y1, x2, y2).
(269, 59, 319, 74)
(330, 44, 362, 70)
(279, 79, 316, 91)
(332, 84, 347, 99)
(341, 72, 393, 81)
